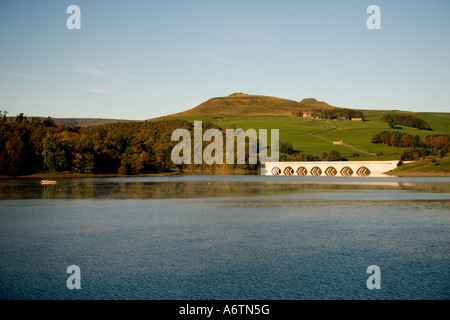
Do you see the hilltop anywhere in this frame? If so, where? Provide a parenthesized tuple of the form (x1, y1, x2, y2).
(166, 93, 303, 118)
(165, 93, 362, 119)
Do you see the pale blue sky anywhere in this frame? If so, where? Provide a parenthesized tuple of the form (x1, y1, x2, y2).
(0, 0, 449, 119)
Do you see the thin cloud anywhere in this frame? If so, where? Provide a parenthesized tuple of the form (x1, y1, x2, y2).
(64, 66, 112, 77)
(84, 88, 113, 94)
(84, 87, 139, 95)
(0, 71, 41, 80)
(199, 52, 229, 63)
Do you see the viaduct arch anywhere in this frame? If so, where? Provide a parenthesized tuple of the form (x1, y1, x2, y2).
(262, 161, 402, 177)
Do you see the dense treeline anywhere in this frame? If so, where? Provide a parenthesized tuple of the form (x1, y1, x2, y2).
(315, 107, 365, 120)
(371, 131, 449, 160)
(0, 112, 260, 176)
(381, 113, 432, 130)
(293, 108, 364, 120)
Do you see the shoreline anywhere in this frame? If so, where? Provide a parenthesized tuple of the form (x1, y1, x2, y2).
(1, 170, 449, 179)
(384, 171, 450, 177)
(0, 169, 259, 179)
(0, 172, 182, 179)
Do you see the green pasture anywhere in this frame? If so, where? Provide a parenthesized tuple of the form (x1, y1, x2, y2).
(175, 111, 449, 160)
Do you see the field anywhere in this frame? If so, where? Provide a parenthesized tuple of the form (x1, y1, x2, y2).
(174, 111, 450, 161)
(154, 93, 449, 161)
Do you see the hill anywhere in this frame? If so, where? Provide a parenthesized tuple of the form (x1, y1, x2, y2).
(160, 93, 449, 162)
(166, 93, 303, 118)
(51, 118, 133, 127)
(165, 93, 361, 119)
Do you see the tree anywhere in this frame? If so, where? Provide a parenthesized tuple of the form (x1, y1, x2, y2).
(387, 117, 397, 129)
(280, 141, 295, 155)
(41, 134, 70, 172)
(0, 110, 6, 121)
(381, 113, 432, 130)
(43, 116, 56, 127)
(401, 134, 413, 147)
(15, 113, 26, 123)
(400, 148, 429, 161)
(371, 133, 381, 144)
(31, 117, 42, 126)
(326, 149, 342, 161)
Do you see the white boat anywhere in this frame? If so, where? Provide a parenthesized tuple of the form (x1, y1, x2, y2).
(40, 180, 57, 185)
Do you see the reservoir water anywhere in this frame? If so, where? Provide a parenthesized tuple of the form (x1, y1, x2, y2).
(0, 175, 449, 300)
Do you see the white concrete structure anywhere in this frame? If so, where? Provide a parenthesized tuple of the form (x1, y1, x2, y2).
(261, 161, 405, 177)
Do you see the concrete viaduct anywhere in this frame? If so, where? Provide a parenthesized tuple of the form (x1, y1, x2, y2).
(261, 161, 403, 177)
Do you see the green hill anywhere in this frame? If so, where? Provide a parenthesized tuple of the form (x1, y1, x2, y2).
(161, 93, 450, 161)
(165, 93, 360, 119)
(166, 93, 305, 117)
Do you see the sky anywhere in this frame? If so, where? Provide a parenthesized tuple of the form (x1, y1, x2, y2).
(0, 0, 449, 120)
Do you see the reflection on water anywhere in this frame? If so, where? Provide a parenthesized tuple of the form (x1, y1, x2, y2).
(1, 176, 450, 200)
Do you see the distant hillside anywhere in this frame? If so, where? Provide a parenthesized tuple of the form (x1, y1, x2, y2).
(298, 98, 336, 110)
(166, 93, 303, 118)
(12, 93, 361, 126)
(164, 93, 363, 120)
(51, 118, 134, 127)
(7, 117, 133, 127)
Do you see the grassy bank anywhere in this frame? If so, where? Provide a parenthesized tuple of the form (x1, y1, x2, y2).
(387, 157, 450, 176)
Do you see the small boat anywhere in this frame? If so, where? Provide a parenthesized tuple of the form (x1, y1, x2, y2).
(40, 180, 57, 185)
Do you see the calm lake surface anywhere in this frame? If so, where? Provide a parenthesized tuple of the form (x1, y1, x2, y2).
(0, 175, 449, 300)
